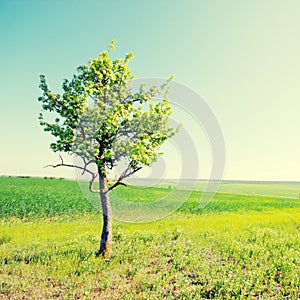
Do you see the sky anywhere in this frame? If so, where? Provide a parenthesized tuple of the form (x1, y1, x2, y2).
(0, 0, 299, 181)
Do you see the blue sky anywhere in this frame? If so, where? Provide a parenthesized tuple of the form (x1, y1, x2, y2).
(0, 0, 299, 181)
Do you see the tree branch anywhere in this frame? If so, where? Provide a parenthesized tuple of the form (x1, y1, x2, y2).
(108, 161, 142, 191)
(88, 94, 98, 102)
(44, 155, 100, 193)
(108, 180, 127, 191)
(89, 173, 100, 193)
(44, 158, 93, 176)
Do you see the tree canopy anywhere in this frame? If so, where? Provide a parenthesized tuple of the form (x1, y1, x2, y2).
(38, 41, 176, 190)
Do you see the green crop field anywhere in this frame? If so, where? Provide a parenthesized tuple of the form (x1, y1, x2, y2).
(1, 177, 300, 299)
(134, 178, 300, 199)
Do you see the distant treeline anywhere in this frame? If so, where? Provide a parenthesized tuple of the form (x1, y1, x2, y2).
(0, 175, 65, 180)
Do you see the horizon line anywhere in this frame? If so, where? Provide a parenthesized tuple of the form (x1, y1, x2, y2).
(1, 175, 300, 184)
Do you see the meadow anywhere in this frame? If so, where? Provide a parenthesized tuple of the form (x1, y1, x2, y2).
(0, 177, 300, 299)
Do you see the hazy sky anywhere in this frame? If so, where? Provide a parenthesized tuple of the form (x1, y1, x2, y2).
(0, 0, 299, 181)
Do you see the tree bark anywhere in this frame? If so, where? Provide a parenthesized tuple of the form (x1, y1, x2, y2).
(95, 172, 113, 259)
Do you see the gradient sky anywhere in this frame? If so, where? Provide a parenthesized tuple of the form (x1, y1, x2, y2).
(0, 0, 299, 181)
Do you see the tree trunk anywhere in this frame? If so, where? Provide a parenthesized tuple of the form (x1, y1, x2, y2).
(96, 172, 113, 259)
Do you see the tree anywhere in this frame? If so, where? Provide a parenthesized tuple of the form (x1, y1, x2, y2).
(38, 41, 177, 258)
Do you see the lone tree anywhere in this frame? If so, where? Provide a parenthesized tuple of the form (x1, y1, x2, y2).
(38, 41, 177, 258)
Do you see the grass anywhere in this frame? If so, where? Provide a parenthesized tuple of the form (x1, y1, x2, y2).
(1, 177, 300, 299)
(1, 177, 300, 219)
(0, 177, 95, 219)
(130, 178, 300, 199)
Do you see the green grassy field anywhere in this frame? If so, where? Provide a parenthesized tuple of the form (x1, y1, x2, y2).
(131, 178, 300, 199)
(1, 177, 300, 299)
